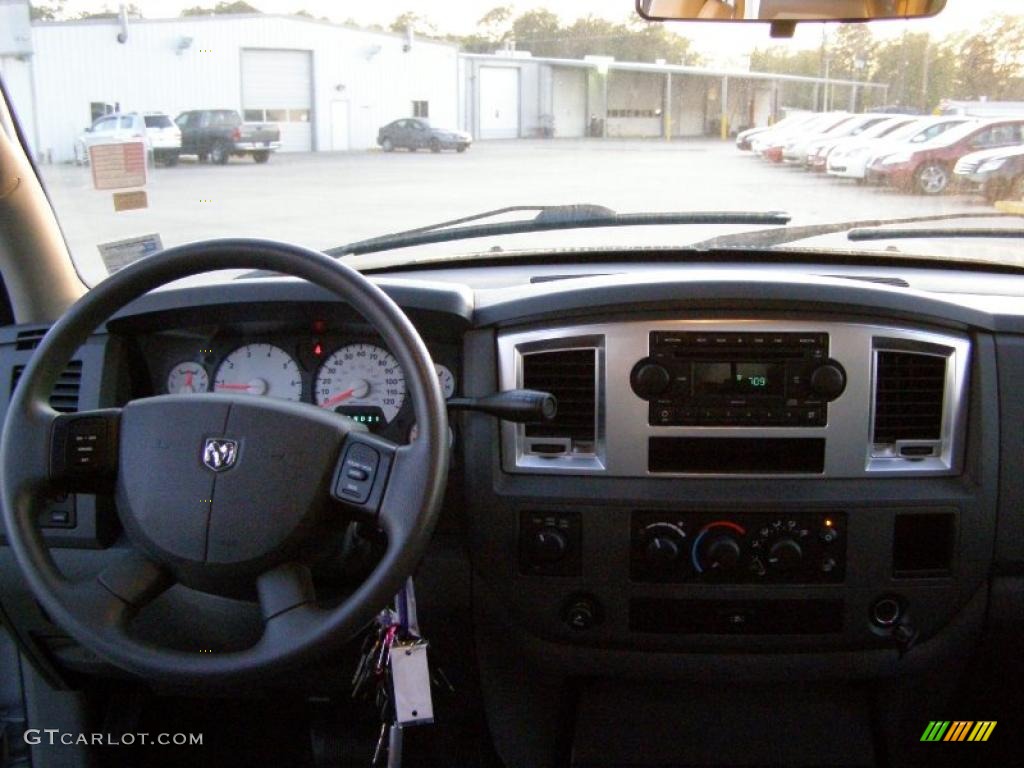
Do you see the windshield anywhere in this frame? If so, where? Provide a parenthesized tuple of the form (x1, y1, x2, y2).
(143, 114, 172, 129)
(6, 0, 1024, 280)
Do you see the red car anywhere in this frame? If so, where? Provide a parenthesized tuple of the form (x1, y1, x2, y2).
(866, 118, 1024, 194)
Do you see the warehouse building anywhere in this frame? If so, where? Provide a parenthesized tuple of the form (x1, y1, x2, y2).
(0, 10, 460, 163)
(459, 52, 887, 140)
(0, 3, 886, 162)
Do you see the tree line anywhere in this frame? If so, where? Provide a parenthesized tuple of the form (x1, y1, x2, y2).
(752, 16, 1024, 112)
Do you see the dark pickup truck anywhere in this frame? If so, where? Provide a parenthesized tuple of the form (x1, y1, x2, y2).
(174, 109, 281, 164)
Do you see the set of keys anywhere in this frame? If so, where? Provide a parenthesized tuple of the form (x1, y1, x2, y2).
(351, 578, 451, 767)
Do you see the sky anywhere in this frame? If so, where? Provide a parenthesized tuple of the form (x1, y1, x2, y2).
(51, 0, 1014, 63)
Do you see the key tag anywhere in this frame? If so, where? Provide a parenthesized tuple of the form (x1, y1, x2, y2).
(389, 578, 433, 726)
(389, 641, 434, 726)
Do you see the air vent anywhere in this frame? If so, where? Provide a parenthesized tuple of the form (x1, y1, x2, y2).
(522, 348, 597, 449)
(873, 351, 946, 445)
(11, 361, 83, 413)
(15, 327, 48, 351)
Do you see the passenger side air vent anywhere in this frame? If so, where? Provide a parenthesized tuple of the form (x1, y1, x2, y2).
(15, 327, 48, 351)
(872, 350, 947, 459)
(522, 349, 597, 452)
(11, 361, 83, 413)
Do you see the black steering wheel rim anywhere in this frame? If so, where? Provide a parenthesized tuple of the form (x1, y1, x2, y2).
(0, 239, 449, 684)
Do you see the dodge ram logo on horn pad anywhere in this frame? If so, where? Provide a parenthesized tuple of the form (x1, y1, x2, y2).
(203, 438, 238, 472)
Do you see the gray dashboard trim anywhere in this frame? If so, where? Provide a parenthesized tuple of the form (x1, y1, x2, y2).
(497, 319, 970, 479)
(473, 272, 1024, 332)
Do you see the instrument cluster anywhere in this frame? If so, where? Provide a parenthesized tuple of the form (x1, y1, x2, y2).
(149, 330, 457, 445)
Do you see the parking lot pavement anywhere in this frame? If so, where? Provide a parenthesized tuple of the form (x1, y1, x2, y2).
(40, 138, 998, 281)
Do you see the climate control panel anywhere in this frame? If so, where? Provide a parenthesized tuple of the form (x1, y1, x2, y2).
(630, 511, 846, 584)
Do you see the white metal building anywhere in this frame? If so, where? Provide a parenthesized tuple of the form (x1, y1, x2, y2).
(0, 10, 459, 163)
(459, 52, 888, 141)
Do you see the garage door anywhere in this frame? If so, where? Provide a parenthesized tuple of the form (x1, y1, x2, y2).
(479, 67, 519, 139)
(552, 68, 586, 138)
(241, 49, 313, 153)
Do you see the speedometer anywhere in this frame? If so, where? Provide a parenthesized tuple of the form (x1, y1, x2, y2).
(214, 343, 303, 401)
(315, 343, 406, 425)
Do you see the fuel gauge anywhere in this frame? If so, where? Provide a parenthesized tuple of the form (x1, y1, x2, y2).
(167, 362, 209, 394)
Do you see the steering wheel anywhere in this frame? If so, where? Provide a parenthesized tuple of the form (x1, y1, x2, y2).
(0, 240, 449, 684)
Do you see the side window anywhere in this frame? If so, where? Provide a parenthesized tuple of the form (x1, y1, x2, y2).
(199, 112, 212, 128)
(175, 114, 190, 128)
(89, 102, 114, 123)
(119, 116, 135, 130)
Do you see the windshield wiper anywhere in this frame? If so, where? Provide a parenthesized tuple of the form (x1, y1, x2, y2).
(690, 212, 1023, 250)
(326, 205, 791, 257)
(848, 227, 1024, 242)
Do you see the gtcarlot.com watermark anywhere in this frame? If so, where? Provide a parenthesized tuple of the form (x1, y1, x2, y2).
(24, 730, 203, 746)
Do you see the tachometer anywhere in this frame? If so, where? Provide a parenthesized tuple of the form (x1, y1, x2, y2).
(166, 361, 209, 394)
(214, 343, 302, 401)
(315, 343, 406, 425)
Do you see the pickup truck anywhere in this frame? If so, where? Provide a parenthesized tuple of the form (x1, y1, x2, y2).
(174, 109, 281, 164)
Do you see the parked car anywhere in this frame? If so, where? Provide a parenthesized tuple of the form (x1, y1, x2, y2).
(755, 112, 850, 163)
(377, 118, 472, 153)
(953, 144, 1024, 202)
(867, 118, 1024, 194)
(828, 116, 974, 182)
(735, 112, 812, 151)
(805, 115, 917, 172)
(174, 109, 281, 164)
(786, 113, 890, 166)
(73, 111, 181, 166)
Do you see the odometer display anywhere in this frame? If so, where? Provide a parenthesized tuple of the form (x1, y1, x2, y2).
(315, 343, 406, 424)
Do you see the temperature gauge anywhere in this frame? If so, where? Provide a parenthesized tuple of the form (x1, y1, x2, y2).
(435, 363, 456, 400)
(166, 362, 209, 394)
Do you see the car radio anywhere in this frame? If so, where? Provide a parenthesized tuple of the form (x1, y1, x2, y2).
(630, 331, 846, 427)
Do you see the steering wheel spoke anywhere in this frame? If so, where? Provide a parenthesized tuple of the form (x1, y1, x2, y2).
(63, 548, 174, 629)
(49, 408, 121, 493)
(257, 562, 317, 621)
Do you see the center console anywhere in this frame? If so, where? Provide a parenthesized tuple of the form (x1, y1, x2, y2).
(462, 313, 993, 657)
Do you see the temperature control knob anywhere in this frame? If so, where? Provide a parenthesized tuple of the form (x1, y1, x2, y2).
(692, 521, 747, 575)
(705, 536, 742, 571)
(768, 537, 803, 571)
(630, 360, 671, 400)
(810, 362, 846, 400)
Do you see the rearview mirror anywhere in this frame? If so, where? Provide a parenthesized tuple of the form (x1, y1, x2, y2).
(636, 0, 947, 23)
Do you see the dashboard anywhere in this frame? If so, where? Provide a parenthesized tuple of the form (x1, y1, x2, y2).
(1, 260, 1023, 698)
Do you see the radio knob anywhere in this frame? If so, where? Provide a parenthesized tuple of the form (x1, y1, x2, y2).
(768, 537, 803, 571)
(810, 363, 846, 400)
(631, 361, 672, 400)
(704, 536, 742, 572)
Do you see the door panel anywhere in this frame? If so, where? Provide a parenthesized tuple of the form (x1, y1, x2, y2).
(479, 67, 520, 139)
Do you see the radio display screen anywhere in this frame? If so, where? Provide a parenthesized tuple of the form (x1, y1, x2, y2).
(693, 361, 785, 396)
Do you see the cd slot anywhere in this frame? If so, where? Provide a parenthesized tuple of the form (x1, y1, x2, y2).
(649, 437, 826, 474)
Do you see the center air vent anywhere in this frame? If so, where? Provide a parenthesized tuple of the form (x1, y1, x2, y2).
(873, 350, 946, 447)
(11, 361, 83, 413)
(522, 348, 597, 451)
